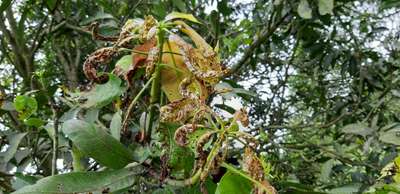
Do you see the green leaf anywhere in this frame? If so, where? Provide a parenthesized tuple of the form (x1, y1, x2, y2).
(79, 11, 116, 25)
(0, 133, 27, 164)
(319, 159, 334, 183)
(130, 143, 150, 163)
(380, 0, 400, 10)
(341, 123, 373, 138)
(114, 55, 132, 76)
(62, 119, 134, 169)
(12, 173, 39, 191)
(165, 12, 200, 24)
(110, 110, 122, 141)
(328, 183, 361, 194)
(24, 118, 45, 128)
(81, 74, 124, 108)
(12, 165, 144, 194)
(379, 128, 400, 145)
(14, 95, 38, 120)
(162, 123, 195, 174)
(0, 0, 12, 12)
(318, 0, 334, 15)
(215, 104, 236, 114)
(215, 171, 252, 194)
(171, 0, 186, 13)
(46, 0, 57, 10)
(297, 0, 312, 19)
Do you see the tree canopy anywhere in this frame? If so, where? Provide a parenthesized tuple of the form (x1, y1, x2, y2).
(1, 0, 400, 193)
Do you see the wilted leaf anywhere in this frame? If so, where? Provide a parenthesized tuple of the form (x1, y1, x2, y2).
(62, 119, 134, 169)
(318, 0, 334, 15)
(81, 74, 124, 108)
(165, 12, 200, 23)
(12, 165, 144, 194)
(298, 0, 312, 19)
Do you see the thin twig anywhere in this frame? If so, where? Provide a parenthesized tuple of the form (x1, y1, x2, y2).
(122, 77, 155, 132)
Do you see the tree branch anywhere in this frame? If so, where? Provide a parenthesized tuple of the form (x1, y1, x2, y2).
(226, 12, 291, 77)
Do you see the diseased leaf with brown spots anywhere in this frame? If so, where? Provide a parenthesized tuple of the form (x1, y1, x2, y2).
(243, 148, 277, 194)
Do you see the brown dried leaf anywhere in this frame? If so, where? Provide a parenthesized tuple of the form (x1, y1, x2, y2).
(243, 148, 277, 194)
(169, 33, 223, 84)
(139, 16, 157, 42)
(83, 47, 117, 83)
(233, 108, 249, 127)
(160, 98, 200, 123)
(174, 124, 197, 146)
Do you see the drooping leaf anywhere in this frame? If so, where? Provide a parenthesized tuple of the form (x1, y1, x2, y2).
(165, 12, 200, 24)
(215, 171, 252, 194)
(62, 119, 134, 169)
(318, 0, 334, 15)
(0, 132, 27, 164)
(298, 0, 312, 19)
(110, 110, 122, 141)
(12, 165, 144, 194)
(81, 74, 124, 108)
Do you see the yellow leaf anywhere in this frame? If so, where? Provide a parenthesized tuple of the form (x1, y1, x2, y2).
(165, 12, 201, 24)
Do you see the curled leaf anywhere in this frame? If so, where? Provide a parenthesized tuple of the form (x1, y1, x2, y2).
(139, 16, 158, 42)
(169, 33, 223, 84)
(145, 47, 160, 77)
(233, 108, 249, 127)
(83, 47, 117, 83)
(174, 124, 197, 146)
(243, 148, 277, 194)
(160, 98, 200, 123)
